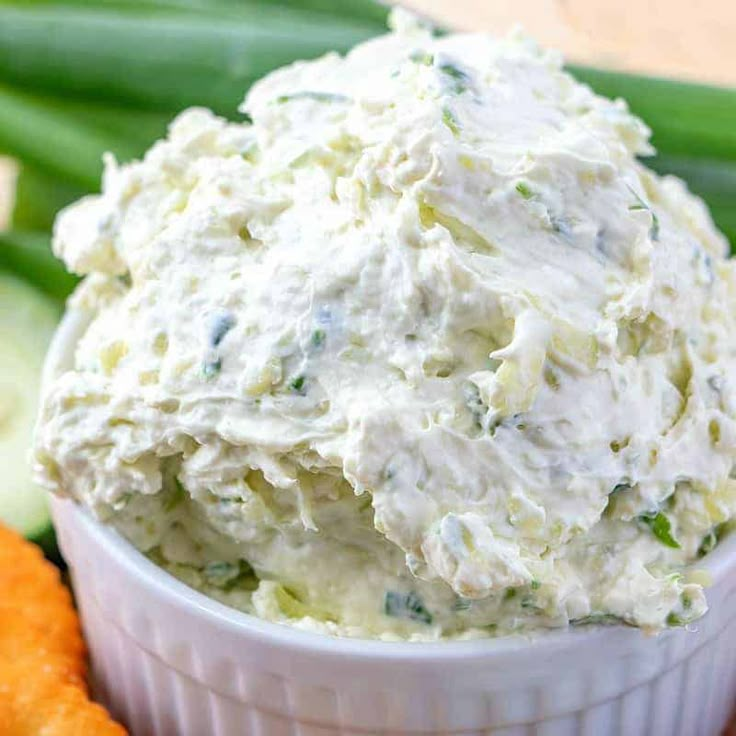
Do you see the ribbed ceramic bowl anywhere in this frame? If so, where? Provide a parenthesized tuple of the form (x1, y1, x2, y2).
(46, 310, 736, 736)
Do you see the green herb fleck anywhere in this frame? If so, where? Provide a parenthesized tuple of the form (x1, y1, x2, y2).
(311, 329, 326, 349)
(463, 382, 487, 431)
(666, 611, 687, 627)
(276, 91, 350, 104)
(627, 186, 660, 241)
(698, 523, 726, 557)
(203, 560, 255, 591)
(503, 587, 517, 601)
(573, 613, 627, 627)
(384, 590, 433, 624)
(241, 143, 258, 163)
(163, 477, 186, 512)
(551, 214, 573, 239)
(438, 62, 470, 93)
(698, 531, 717, 558)
(442, 106, 460, 137)
(202, 358, 222, 380)
(452, 596, 472, 611)
(638, 511, 680, 549)
(543, 364, 560, 391)
(409, 49, 433, 65)
(289, 375, 306, 394)
(210, 312, 235, 348)
(530, 579, 541, 590)
(515, 181, 534, 199)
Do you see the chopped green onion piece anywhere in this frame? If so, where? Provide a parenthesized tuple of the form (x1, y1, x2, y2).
(572, 613, 628, 626)
(203, 559, 255, 591)
(666, 612, 685, 626)
(209, 312, 235, 348)
(163, 477, 186, 512)
(698, 522, 726, 557)
(638, 511, 680, 549)
(409, 49, 433, 66)
(438, 61, 470, 93)
(626, 185, 660, 241)
(289, 375, 306, 393)
(384, 590, 433, 624)
(311, 328, 326, 349)
(452, 596, 472, 611)
(442, 106, 460, 137)
(202, 357, 222, 379)
(515, 181, 534, 199)
(276, 91, 350, 104)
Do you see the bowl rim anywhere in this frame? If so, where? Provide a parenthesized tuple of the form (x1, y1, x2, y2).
(46, 308, 736, 661)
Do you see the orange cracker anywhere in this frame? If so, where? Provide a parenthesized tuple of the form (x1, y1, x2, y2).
(0, 523, 126, 735)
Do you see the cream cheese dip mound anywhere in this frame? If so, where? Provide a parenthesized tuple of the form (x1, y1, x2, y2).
(35, 12, 736, 640)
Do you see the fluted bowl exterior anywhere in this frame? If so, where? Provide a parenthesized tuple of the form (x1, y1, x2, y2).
(47, 312, 736, 736)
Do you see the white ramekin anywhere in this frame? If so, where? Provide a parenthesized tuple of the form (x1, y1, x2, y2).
(46, 310, 736, 736)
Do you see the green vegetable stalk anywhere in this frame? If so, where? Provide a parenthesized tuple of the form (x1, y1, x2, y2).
(0, 4, 382, 116)
(0, 230, 77, 301)
(0, 84, 153, 189)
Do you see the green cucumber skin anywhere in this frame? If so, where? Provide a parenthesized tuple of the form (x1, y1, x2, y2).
(0, 271, 59, 541)
(29, 524, 61, 564)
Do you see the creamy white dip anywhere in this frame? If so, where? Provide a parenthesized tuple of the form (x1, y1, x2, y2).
(35, 12, 736, 640)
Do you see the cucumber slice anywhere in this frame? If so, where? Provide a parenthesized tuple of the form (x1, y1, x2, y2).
(0, 271, 59, 540)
